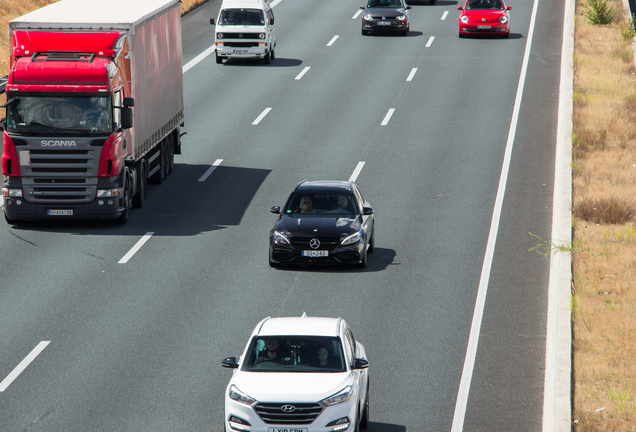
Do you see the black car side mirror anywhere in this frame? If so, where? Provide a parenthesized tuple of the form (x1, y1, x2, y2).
(406, 5, 411, 8)
(221, 357, 239, 369)
(362, 207, 374, 215)
(360, 5, 365, 9)
(353, 358, 369, 369)
(270, 206, 281, 214)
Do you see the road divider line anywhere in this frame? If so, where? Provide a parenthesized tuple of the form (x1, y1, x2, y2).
(295, 67, 311, 80)
(381, 108, 395, 126)
(327, 35, 339, 46)
(198, 159, 224, 182)
(349, 162, 365, 182)
(352, 10, 363, 19)
(0, 341, 50, 392)
(0, 196, 4, 209)
(406, 68, 417, 82)
(450, 0, 540, 426)
(252, 108, 272, 125)
(441, 10, 449, 20)
(426, 36, 435, 47)
(118, 232, 154, 264)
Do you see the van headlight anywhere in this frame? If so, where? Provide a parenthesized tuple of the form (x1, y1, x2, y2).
(217, 33, 224, 39)
(259, 33, 266, 39)
(321, 386, 353, 406)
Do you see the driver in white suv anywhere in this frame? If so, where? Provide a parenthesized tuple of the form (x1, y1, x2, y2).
(221, 314, 370, 432)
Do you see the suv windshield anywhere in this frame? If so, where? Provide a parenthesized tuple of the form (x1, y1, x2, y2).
(242, 336, 346, 372)
(284, 192, 357, 215)
(6, 96, 113, 136)
(220, 8, 265, 26)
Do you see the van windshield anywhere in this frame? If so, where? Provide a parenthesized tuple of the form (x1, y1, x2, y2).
(220, 8, 265, 26)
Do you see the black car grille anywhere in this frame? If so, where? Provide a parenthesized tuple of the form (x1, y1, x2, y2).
(290, 237, 341, 249)
(223, 41, 260, 47)
(254, 403, 323, 425)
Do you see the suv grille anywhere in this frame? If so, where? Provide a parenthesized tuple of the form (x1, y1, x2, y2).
(254, 403, 323, 425)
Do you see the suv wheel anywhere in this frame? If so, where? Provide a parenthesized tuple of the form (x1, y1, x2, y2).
(361, 381, 370, 428)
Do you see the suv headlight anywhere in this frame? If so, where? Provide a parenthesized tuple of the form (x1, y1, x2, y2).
(273, 230, 291, 245)
(229, 385, 257, 406)
(321, 385, 353, 406)
(341, 231, 362, 246)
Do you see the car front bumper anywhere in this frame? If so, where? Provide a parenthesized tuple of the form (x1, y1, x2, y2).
(269, 238, 366, 266)
(459, 22, 509, 34)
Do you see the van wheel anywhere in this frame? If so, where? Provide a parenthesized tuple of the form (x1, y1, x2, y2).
(216, 52, 222, 64)
(264, 51, 271, 64)
(271, 49, 275, 60)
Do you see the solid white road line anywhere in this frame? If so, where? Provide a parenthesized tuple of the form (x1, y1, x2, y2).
(198, 159, 224, 182)
(182, 0, 281, 73)
(295, 67, 311, 80)
(0, 341, 50, 392)
(0, 196, 4, 209)
(426, 36, 435, 47)
(353, 10, 363, 19)
(450, 0, 541, 426)
(406, 68, 417, 82)
(441, 10, 449, 20)
(381, 109, 395, 126)
(349, 162, 365, 182)
(118, 232, 155, 264)
(252, 108, 272, 125)
(327, 35, 340, 46)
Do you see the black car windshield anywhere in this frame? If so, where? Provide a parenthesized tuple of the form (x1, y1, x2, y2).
(6, 96, 113, 136)
(367, 0, 405, 7)
(241, 336, 346, 372)
(465, 0, 504, 9)
(284, 192, 357, 215)
(220, 8, 266, 25)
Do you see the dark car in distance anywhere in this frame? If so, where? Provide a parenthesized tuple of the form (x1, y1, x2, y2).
(361, 0, 411, 36)
(269, 181, 375, 268)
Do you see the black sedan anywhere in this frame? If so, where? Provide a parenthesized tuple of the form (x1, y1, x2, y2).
(361, 0, 411, 36)
(269, 181, 375, 268)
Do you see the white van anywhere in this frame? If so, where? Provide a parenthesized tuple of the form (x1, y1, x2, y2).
(211, 0, 276, 64)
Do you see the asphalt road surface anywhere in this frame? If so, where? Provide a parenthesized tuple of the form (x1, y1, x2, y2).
(0, 0, 564, 430)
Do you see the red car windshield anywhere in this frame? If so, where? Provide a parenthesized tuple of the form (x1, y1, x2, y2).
(466, 0, 504, 9)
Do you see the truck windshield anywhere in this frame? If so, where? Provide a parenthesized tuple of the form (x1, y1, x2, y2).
(6, 96, 113, 136)
(220, 8, 265, 26)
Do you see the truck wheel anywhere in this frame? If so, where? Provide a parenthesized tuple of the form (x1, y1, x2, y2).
(116, 175, 131, 224)
(151, 142, 165, 184)
(132, 160, 147, 208)
(167, 134, 175, 176)
(4, 213, 18, 225)
(264, 51, 271, 64)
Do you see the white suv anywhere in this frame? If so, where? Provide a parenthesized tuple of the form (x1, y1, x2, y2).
(222, 314, 370, 432)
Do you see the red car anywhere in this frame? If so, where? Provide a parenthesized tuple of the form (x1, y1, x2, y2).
(457, 0, 512, 38)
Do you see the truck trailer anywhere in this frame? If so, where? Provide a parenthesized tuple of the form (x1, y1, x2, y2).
(1, 0, 185, 224)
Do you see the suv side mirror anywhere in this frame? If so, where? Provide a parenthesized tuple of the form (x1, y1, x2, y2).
(353, 358, 369, 369)
(121, 107, 133, 129)
(221, 357, 239, 369)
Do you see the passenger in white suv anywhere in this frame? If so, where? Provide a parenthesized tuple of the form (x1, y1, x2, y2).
(221, 314, 370, 432)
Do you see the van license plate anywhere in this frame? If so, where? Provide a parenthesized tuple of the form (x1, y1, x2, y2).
(47, 209, 73, 216)
(302, 250, 328, 257)
(233, 49, 249, 53)
(268, 429, 308, 432)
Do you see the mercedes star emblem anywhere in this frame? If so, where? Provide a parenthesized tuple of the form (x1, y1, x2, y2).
(309, 238, 320, 249)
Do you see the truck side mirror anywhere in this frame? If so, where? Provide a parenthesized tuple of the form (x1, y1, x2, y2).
(210, 18, 215, 25)
(0, 118, 5, 132)
(121, 107, 133, 129)
(123, 97, 135, 107)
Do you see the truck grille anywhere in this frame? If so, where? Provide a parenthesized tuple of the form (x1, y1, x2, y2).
(254, 403, 323, 425)
(17, 142, 102, 204)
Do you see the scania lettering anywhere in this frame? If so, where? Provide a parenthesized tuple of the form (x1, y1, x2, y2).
(1, 0, 185, 224)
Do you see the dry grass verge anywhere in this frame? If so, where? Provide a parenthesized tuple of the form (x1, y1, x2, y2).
(572, 0, 636, 429)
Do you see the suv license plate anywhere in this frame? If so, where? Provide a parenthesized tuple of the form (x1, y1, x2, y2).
(233, 49, 249, 53)
(378, 21, 391, 25)
(302, 250, 328, 257)
(47, 209, 73, 216)
(269, 429, 308, 432)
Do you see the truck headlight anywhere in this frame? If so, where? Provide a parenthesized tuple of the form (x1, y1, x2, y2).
(2, 188, 23, 198)
(96, 188, 121, 198)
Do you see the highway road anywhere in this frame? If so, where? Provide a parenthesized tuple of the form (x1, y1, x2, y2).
(0, 0, 565, 430)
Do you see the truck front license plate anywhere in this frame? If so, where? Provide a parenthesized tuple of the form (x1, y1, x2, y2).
(47, 209, 73, 216)
(268, 429, 308, 432)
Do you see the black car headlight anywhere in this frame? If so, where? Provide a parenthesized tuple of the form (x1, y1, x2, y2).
(363, 12, 373, 21)
(341, 231, 362, 246)
(273, 230, 291, 245)
(396, 14, 406, 20)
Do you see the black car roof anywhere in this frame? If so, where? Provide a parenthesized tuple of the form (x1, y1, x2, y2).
(294, 180, 355, 194)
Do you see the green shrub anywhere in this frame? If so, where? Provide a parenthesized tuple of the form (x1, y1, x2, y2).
(583, 0, 614, 25)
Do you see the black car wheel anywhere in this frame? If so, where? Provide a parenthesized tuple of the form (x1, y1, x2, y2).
(368, 228, 375, 253)
(269, 255, 281, 268)
(362, 29, 369, 35)
(357, 247, 368, 268)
